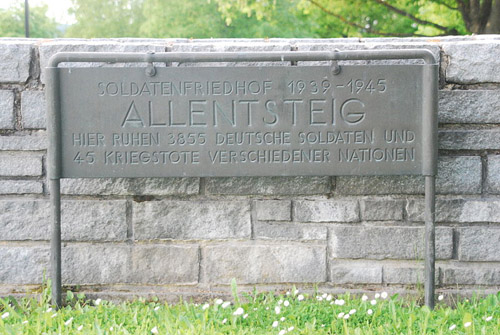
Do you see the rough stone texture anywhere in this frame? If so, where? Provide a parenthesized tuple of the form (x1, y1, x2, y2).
(21, 90, 46, 129)
(329, 261, 382, 284)
(0, 200, 127, 241)
(439, 129, 500, 150)
(439, 90, 500, 124)
(0, 41, 32, 83)
(133, 200, 251, 240)
(383, 265, 426, 284)
(360, 199, 404, 221)
(0, 131, 48, 150)
(441, 264, 500, 285)
(329, 226, 453, 260)
(0, 246, 49, 284)
(0, 152, 43, 176)
(62, 244, 131, 284)
(486, 155, 500, 194)
(130, 244, 199, 284)
(458, 228, 500, 262)
(202, 242, 326, 284)
(61, 177, 199, 196)
(407, 199, 500, 223)
(39, 41, 167, 83)
(443, 41, 500, 83)
(255, 200, 291, 221)
(337, 156, 482, 195)
(0, 90, 15, 129)
(205, 176, 332, 195)
(254, 222, 327, 241)
(0, 180, 43, 194)
(294, 200, 359, 223)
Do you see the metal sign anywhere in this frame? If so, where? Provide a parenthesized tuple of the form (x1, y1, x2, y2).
(46, 50, 438, 308)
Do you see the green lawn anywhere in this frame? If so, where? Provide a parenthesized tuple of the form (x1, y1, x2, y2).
(1, 284, 498, 334)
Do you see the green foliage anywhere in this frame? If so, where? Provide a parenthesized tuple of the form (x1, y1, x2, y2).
(1, 286, 499, 334)
(0, 3, 60, 38)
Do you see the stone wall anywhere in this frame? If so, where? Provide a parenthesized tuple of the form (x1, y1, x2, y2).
(0, 36, 499, 301)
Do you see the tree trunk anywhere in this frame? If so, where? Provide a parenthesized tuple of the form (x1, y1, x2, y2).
(485, 0, 500, 33)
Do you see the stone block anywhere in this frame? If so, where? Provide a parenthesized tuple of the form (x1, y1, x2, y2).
(441, 265, 500, 285)
(21, 91, 46, 129)
(329, 226, 453, 260)
(255, 200, 291, 221)
(294, 200, 359, 223)
(0, 200, 127, 241)
(439, 90, 500, 124)
(407, 199, 500, 223)
(486, 155, 500, 193)
(443, 41, 500, 83)
(202, 242, 326, 284)
(439, 129, 500, 150)
(383, 265, 425, 284)
(0, 246, 49, 284)
(0, 152, 43, 177)
(337, 156, 482, 195)
(0, 180, 43, 194)
(0, 42, 32, 83)
(130, 244, 199, 284)
(0, 90, 15, 129)
(133, 200, 251, 240)
(458, 227, 500, 261)
(254, 222, 327, 241)
(329, 261, 382, 284)
(61, 177, 199, 196)
(0, 131, 48, 150)
(62, 244, 131, 284)
(205, 176, 331, 195)
(39, 41, 167, 83)
(360, 199, 404, 221)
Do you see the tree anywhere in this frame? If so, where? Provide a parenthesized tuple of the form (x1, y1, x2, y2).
(0, 3, 60, 38)
(211, 0, 500, 36)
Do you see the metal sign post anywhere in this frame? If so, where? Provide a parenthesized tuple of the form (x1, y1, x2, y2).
(46, 49, 438, 309)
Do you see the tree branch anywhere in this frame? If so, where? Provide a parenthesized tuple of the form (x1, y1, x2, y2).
(371, 0, 453, 33)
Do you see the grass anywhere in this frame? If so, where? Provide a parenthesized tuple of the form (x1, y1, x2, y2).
(0, 284, 498, 334)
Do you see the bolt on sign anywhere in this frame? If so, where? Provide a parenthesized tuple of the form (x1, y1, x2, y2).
(46, 50, 438, 308)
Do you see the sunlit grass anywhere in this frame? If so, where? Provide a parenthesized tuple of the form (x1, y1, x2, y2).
(0, 283, 498, 335)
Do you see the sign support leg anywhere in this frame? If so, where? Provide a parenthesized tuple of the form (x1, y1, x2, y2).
(50, 178, 62, 308)
(424, 175, 436, 309)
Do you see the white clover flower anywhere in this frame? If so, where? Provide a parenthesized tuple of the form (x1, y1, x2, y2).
(286, 291, 290, 296)
(51, 313, 58, 318)
(370, 299, 377, 306)
(243, 314, 248, 319)
(349, 309, 356, 315)
(288, 326, 294, 331)
(1, 312, 9, 319)
(46, 308, 52, 313)
(316, 296, 323, 301)
(202, 303, 210, 310)
(297, 294, 304, 301)
(266, 307, 270, 310)
(151, 326, 159, 334)
(233, 307, 244, 316)
(278, 300, 283, 305)
(337, 312, 345, 318)
(110, 327, 114, 331)
(284, 300, 290, 307)
(222, 318, 227, 324)
(22, 320, 28, 325)
(381, 292, 388, 299)
(322, 293, 328, 299)
(367, 309, 373, 315)
(449, 324, 456, 330)
(294, 289, 299, 295)
(464, 322, 472, 328)
(275, 306, 281, 314)
(272, 321, 279, 328)
(95, 298, 102, 305)
(335, 299, 345, 306)
(64, 317, 73, 326)
(374, 293, 380, 299)
(278, 330, 286, 335)
(326, 294, 332, 301)
(154, 306, 160, 311)
(321, 324, 325, 328)
(280, 317, 286, 322)
(77, 325, 83, 331)
(438, 295, 444, 301)
(485, 316, 493, 322)
(215, 299, 223, 305)
(343, 314, 350, 320)
(222, 301, 231, 309)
